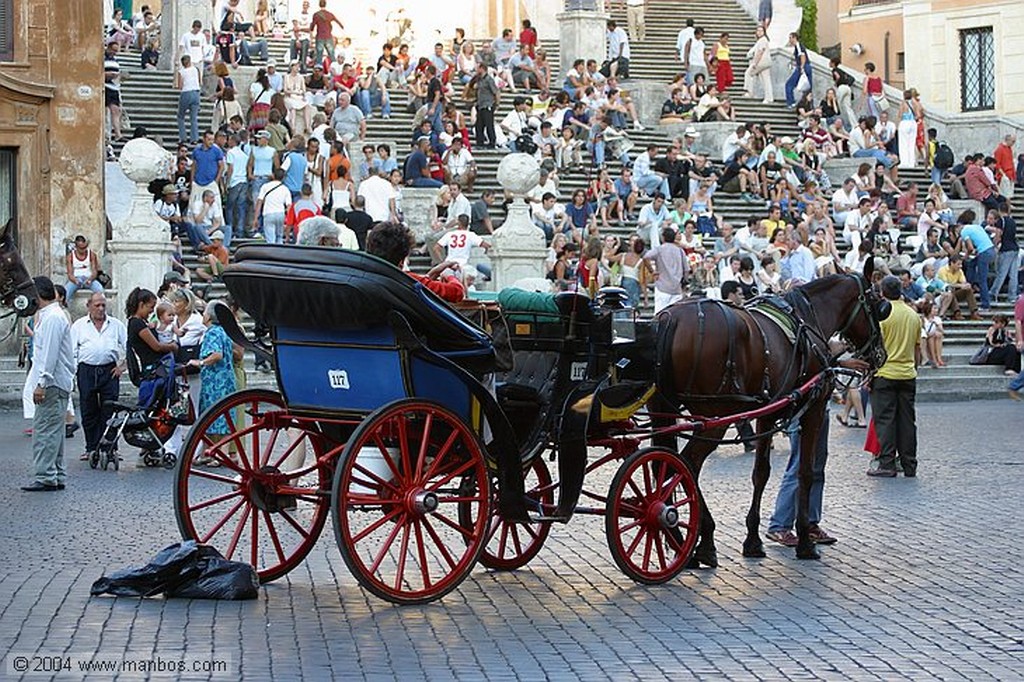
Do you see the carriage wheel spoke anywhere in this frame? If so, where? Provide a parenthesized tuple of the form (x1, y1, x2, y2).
(198, 436, 247, 474)
(641, 531, 654, 572)
(221, 411, 250, 471)
(262, 510, 287, 565)
(617, 518, 643, 534)
(653, 530, 668, 570)
(519, 522, 540, 541)
(625, 526, 647, 558)
(658, 473, 686, 503)
(372, 433, 404, 482)
(496, 521, 510, 559)
(269, 431, 309, 471)
(199, 497, 245, 543)
(350, 507, 403, 544)
(396, 415, 412, 483)
(367, 513, 407, 575)
(351, 462, 400, 494)
(394, 521, 412, 591)
(420, 516, 458, 570)
(664, 527, 684, 552)
(509, 524, 524, 557)
(250, 503, 260, 567)
(421, 429, 460, 483)
(424, 458, 476, 493)
(625, 477, 644, 501)
(414, 414, 433, 481)
(258, 421, 280, 468)
(278, 509, 312, 539)
(188, 468, 242, 486)
(413, 519, 432, 590)
(429, 511, 476, 541)
(225, 504, 252, 561)
(189, 489, 242, 513)
(641, 461, 653, 496)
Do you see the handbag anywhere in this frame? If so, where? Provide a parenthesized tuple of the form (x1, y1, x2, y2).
(96, 270, 112, 288)
(968, 344, 993, 365)
(796, 72, 810, 94)
(998, 174, 1014, 199)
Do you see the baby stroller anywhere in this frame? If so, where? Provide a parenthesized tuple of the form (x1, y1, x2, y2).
(92, 352, 194, 470)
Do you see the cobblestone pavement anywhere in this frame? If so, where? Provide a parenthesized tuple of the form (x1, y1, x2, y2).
(0, 400, 1022, 681)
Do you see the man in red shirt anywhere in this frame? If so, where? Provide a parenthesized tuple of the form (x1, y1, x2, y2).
(1010, 292, 1024, 400)
(366, 221, 465, 303)
(895, 182, 920, 229)
(965, 155, 1003, 209)
(284, 183, 321, 243)
(994, 134, 1017, 189)
(309, 0, 343, 67)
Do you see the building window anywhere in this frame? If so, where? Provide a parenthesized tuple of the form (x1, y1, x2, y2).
(960, 27, 995, 112)
(0, 149, 16, 236)
(0, 0, 13, 62)
(896, 52, 905, 72)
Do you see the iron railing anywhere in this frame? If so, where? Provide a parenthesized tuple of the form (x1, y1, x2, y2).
(960, 27, 995, 112)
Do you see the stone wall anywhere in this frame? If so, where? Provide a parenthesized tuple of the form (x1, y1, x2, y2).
(0, 0, 106, 282)
(768, 47, 1024, 161)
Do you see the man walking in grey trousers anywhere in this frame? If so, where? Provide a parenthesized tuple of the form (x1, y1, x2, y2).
(21, 277, 75, 492)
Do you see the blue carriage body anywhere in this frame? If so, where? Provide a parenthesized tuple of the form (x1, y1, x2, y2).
(221, 245, 496, 423)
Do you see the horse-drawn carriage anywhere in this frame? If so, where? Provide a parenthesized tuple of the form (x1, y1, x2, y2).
(172, 245, 889, 604)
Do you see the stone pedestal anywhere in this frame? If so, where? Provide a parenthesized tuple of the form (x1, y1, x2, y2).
(159, 0, 216, 70)
(557, 9, 610, 78)
(661, 121, 739, 161)
(629, 81, 669, 127)
(490, 155, 546, 291)
(402, 188, 439, 244)
(108, 138, 177, 320)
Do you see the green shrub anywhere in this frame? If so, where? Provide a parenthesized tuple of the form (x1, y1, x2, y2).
(796, 0, 818, 51)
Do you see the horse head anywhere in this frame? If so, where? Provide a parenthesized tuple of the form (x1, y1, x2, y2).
(841, 255, 890, 371)
(0, 219, 39, 317)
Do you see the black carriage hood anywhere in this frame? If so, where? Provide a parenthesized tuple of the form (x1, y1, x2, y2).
(222, 245, 492, 353)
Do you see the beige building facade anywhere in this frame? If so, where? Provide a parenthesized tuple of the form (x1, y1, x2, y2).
(0, 0, 106, 280)
(825, 0, 1023, 118)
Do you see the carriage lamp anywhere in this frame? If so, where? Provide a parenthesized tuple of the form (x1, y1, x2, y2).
(13, 294, 30, 313)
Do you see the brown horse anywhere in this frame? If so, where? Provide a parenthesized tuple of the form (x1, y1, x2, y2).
(652, 259, 889, 563)
(0, 219, 38, 319)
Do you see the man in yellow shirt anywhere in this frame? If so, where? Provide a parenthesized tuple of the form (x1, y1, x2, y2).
(869, 276, 922, 477)
(936, 254, 979, 319)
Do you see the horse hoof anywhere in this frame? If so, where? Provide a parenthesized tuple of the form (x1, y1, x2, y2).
(796, 545, 820, 560)
(742, 543, 766, 558)
(695, 547, 719, 568)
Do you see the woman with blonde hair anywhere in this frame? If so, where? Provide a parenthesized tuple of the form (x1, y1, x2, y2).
(283, 60, 311, 134)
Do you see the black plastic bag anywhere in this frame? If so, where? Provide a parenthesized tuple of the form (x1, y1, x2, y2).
(91, 541, 259, 600)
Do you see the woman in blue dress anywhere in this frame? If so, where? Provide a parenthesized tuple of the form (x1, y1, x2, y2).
(190, 302, 236, 466)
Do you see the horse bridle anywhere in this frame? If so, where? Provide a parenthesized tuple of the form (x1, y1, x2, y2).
(0, 273, 37, 342)
(831, 273, 888, 370)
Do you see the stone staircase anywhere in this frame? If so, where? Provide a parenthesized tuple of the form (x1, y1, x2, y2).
(87, 0, 1021, 403)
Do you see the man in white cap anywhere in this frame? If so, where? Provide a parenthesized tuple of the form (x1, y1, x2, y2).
(266, 60, 283, 91)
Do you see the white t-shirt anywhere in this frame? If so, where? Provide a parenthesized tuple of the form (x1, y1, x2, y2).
(179, 30, 208, 68)
(439, 229, 483, 266)
(192, 200, 223, 228)
(831, 187, 859, 212)
(675, 28, 694, 58)
(848, 127, 867, 154)
(357, 175, 395, 222)
(178, 65, 201, 92)
(445, 148, 474, 177)
(607, 27, 630, 61)
(257, 181, 292, 216)
(688, 38, 706, 67)
(721, 132, 747, 163)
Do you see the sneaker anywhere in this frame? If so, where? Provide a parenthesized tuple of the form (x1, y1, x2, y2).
(866, 468, 897, 478)
(633, 121, 645, 131)
(765, 529, 799, 547)
(1009, 389, 1022, 401)
(807, 525, 837, 545)
(65, 422, 80, 439)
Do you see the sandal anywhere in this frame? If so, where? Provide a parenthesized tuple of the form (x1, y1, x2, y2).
(835, 414, 850, 427)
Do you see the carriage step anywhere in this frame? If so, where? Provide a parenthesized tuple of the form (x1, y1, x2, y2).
(530, 515, 571, 524)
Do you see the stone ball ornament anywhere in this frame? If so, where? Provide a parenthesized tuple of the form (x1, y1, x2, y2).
(496, 153, 541, 196)
(119, 137, 174, 184)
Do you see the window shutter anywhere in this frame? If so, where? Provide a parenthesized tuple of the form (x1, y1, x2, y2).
(0, 0, 13, 62)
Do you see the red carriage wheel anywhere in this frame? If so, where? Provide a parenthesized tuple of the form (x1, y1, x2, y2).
(175, 389, 331, 583)
(332, 399, 490, 604)
(466, 456, 553, 571)
(605, 447, 701, 584)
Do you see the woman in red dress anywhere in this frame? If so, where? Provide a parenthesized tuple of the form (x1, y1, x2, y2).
(519, 19, 538, 59)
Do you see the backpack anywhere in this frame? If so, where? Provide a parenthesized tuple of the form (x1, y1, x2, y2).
(934, 143, 954, 170)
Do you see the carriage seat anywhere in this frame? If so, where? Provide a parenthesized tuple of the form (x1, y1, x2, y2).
(222, 245, 496, 371)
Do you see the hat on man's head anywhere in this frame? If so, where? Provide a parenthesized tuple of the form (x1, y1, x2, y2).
(74, 234, 88, 244)
(780, 136, 794, 145)
(683, 126, 700, 138)
(163, 271, 187, 284)
(255, 130, 272, 139)
(210, 230, 225, 241)
(162, 184, 178, 195)
(267, 59, 277, 67)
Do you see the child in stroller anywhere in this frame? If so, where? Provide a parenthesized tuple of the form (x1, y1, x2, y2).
(92, 351, 194, 470)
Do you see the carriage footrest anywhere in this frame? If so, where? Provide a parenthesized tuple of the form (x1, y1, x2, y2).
(530, 515, 571, 524)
